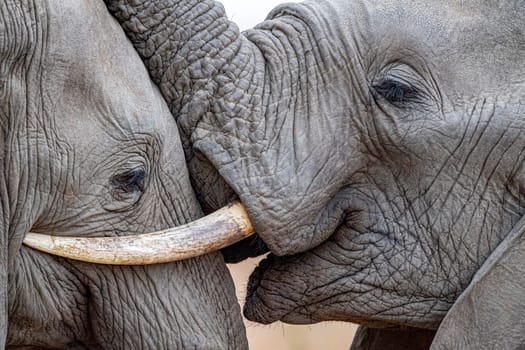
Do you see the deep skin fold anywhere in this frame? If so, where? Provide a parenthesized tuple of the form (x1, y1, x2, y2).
(106, 0, 525, 349)
(1, 0, 247, 348)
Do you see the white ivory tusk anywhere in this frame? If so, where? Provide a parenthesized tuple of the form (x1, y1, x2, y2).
(23, 201, 254, 265)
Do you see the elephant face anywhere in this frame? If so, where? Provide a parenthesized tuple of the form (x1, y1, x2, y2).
(233, 0, 525, 327)
(1, 0, 246, 348)
(106, 0, 525, 345)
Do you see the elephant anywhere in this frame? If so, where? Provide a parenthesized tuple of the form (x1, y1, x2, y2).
(1, 0, 247, 348)
(105, 0, 525, 348)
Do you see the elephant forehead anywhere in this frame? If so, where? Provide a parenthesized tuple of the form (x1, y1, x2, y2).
(45, 1, 148, 99)
(356, 0, 525, 94)
(41, 0, 175, 140)
(361, 0, 525, 36)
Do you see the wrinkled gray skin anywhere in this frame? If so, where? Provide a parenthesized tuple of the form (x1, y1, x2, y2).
(1, 0, 247, 349)
(106, 0, 525, 348)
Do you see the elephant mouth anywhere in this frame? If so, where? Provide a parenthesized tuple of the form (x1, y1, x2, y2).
(23, 201, 255, 265)
(243, 253, 309, 324)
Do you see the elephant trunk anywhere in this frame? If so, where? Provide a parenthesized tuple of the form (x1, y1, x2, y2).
(75, 254, 247, 349)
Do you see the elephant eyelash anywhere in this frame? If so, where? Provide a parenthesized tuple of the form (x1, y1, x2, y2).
(373, 79, 421, 106)
(111, 167, 147, 195)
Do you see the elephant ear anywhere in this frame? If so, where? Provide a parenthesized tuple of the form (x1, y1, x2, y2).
(0, 70, 9, 348)
(350, 326, 435, 350)
(0, 206, 7, 348)
(0, 102, 7, 347)
(0, 1, 37, 346)
(431, 216, 525, 349)
(0, 57, 8, 350)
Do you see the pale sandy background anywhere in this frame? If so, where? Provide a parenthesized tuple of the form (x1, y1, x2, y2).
(229, 259, 357, 350)
(221, 1, 357, 348)
(220, 0, 285, 31)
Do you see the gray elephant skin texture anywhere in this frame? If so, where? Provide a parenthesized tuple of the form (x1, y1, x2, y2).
(106, 0, 525, 349)
(1, 0, 247, 349)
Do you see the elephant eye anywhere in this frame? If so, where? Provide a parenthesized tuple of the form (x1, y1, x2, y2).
(373, 79, 420, 105)
(111, 167, 147, 195)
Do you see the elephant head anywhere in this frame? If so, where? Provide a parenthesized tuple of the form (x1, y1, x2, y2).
(1, 0, 247, 348)
(106, 0, 525, 348)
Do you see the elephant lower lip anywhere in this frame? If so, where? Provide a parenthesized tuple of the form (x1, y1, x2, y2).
(242, 223, 348, 324)
(243, 253, 316, 324)
(243, 253, 279, 323)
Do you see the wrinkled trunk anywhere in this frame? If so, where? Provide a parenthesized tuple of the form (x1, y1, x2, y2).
(8, 248, 246, 349)
(74, 255, 246, 349)
(105, 0, 362, 258)
(105, 0, 270, 262)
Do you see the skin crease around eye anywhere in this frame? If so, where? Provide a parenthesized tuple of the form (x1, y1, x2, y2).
(372, 61, 435, 107)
